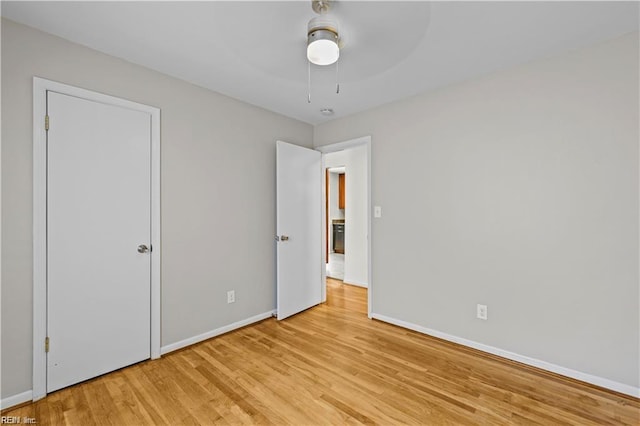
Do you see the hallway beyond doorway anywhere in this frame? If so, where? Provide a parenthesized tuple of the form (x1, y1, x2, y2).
(326, 253, 344, 280)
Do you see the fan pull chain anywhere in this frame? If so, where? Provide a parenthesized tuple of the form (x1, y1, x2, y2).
(307, 58, 341, 102)
(336, 59, 340, 94)
(308, 61, 312, 103)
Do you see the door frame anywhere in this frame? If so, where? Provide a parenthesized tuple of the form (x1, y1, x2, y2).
(317, 136, 372, 318)
(32, 77, 161, 400)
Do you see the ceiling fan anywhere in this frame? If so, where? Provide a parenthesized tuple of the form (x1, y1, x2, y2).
(306, 0, 341, 103)
(307, 0, 340, 66)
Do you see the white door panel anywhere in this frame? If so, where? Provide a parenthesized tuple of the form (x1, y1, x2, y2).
(47, 91, 151, 392)
(276, 141, 322, 320)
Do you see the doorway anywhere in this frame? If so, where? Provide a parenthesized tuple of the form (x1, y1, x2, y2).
(326, 166, 345, 280)
(318, 137, 372, 318)
(32, 78, 161, 400)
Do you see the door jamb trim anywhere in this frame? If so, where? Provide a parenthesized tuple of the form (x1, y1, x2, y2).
(32, 77, 162, 400)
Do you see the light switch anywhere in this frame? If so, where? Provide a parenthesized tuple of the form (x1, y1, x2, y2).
(374, 206, 382, 218)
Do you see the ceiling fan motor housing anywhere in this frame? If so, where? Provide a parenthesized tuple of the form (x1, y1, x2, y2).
(307, 16, 339, 37)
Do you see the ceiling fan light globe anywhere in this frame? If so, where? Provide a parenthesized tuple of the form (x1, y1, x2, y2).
(307, 39, 339, 65)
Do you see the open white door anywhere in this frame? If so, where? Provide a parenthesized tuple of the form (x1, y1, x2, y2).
(276, 141, 322, 320)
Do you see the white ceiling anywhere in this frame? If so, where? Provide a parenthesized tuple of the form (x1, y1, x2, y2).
(2, 1, 638, 125)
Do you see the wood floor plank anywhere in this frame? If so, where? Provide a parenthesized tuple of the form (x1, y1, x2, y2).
(3, 278, 638, 425)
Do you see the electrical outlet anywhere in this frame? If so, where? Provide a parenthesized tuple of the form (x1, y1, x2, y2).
(477, 304, 487, 320)
(374, 206, 382, 218)
(227, 290, 235, 304)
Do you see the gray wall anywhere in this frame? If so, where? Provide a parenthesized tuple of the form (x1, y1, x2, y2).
(315, 33, 639, 388)
(1, 19, 313, 398)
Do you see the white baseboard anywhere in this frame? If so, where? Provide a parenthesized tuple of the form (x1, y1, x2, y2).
(343, 277, 368, 288)
(371, 313, 639, 398)
(161, 310, 276, 355)
(1, 390, 33, 410)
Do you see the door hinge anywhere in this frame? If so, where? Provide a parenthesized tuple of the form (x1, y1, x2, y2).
(45, 337, 50, 353)
(45, 115, 50, 131)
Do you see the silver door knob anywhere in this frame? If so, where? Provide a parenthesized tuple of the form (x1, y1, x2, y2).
(280, 235, 289, 241)
(137, 244, 150, 253)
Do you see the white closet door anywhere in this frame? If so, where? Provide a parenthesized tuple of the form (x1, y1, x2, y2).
(47, 91, 152, 392)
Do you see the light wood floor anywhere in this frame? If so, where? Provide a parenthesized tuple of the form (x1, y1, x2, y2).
(4, 278, 639, 425)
